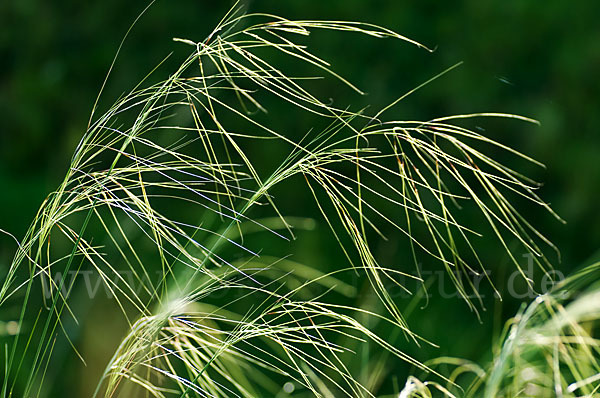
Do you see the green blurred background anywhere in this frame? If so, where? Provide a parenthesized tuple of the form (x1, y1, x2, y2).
(1, 0, 599, 395)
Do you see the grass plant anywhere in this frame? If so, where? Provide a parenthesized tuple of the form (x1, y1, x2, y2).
(2, 3, 595, 397)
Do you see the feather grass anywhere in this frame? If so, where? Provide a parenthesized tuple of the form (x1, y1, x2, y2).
(399, 262, 600, 397)
(0, 4, 564, 397)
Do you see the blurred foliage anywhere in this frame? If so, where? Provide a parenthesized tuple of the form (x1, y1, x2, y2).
(1, 0, 599, 396)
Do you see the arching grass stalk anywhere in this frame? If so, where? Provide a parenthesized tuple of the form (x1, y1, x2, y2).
(1, 4, 562, 397)
(399, 262, 600, 397)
